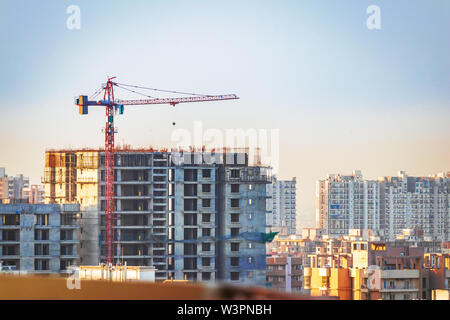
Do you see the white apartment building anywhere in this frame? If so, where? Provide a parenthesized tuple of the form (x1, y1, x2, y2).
(316, 170, 380, 237)
(317, 170, 450, 241)
(379, 171, 450, 241)
(266, 177, 297, 235)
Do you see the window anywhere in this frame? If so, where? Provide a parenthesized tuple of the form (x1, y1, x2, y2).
(184, 257, 197, 270)
(202, 272, 211, 281)
(249, 184, 253, 190)
(202, 228, 211, 237)
(230, 257, 240, 267)
(248, 257, 253, 264)
(35, 244, 49, 256)
(184, 169, 198, 182)
(202, 169, 211, 178)
(184, 243, 197, 255)
(202, 242, 211, 252)
(231, 228, 239, 236)
(202, 199, 211, 208)
(230, 272, 240, 281)
(202, 184, 211, 193)
(34, 259, 49, 271)
(184, 199, 197, 211)
(202, 213, 211, 223)
(184, 228, 197, 240)
(231, 184, 240, 193)
(35, 229, 49, 241)
(231, 199, 240, 208)
(231, 170, 240, 178)
(184, 214, 197, 226)
(231, 214, 239, 223)
(231, 242, 240, 252)
(35, 214, 49, 226)
(248, 199, 252, 205)
(202, 257, 211, 267)
(184, 184, 197, 196)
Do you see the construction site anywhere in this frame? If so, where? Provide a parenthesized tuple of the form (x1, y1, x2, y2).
(0, 77, 294, 300)
(42, 146, 272, 284)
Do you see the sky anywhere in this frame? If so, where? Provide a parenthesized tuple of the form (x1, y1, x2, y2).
(0, 0, 449, 229)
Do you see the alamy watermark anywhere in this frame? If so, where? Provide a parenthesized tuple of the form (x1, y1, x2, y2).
(366, 265, 381, 290)
(66, 5, 81, 30)
(170, 121, 280, 174)
(66, 266, 81, 290)
(366, 5, 381, 30)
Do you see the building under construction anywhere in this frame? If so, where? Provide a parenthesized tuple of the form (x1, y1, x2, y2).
(44, 147, 271, 285)
(0, 203, 80, 273)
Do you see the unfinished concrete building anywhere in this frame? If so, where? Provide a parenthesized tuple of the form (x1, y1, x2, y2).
(44, 148, 271, 285)
(0, 203, 80, 273)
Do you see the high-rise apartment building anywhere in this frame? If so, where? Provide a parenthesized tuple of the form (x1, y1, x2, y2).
(44, 148, 271, 285)
(379, 171, 449, 241)
(316, 171, 450, 241)
(316, 171, 380, 237)
(8, 174, 30, 201)
(266, 177, 297, 235)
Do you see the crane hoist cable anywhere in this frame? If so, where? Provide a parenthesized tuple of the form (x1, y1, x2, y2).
(89, 86, 105, 100)
(114, 83, 155, 99)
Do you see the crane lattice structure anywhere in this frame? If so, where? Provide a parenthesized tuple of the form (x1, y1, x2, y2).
(75, 77, 239, 265)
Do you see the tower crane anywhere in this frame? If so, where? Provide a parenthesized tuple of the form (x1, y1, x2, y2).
(75, 77, 239, 265)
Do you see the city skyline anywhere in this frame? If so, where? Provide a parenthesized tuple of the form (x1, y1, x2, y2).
(1, 0, 449, 229)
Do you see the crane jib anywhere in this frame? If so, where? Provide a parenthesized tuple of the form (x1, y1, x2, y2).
(115, 95, 239, 105)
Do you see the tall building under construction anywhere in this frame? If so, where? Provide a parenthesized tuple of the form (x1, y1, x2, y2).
(44, 148, 271, 285)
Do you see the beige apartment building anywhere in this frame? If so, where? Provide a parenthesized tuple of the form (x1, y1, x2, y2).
(266, 255, 303, 292)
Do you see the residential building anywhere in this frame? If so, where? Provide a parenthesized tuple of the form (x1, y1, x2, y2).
(23, 185, 45, 204)
(303, 266, 352, 299)
(266, 177, 297, 235)
(304, 240, 450, 300)
(268, 234, 321, 267)
(44, 148, 271, 285)
(301, 228, 325, 240)
(266, 255, 303, 292)
(0, 203, 80, 273)
(316, 170, 380, 237)
(8, 174, 30, 201)
(317, 170, 450, 241)
(379, 171, 450, 241)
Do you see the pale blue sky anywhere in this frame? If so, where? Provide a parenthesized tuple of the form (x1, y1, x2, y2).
(1, 0, 449, 228)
